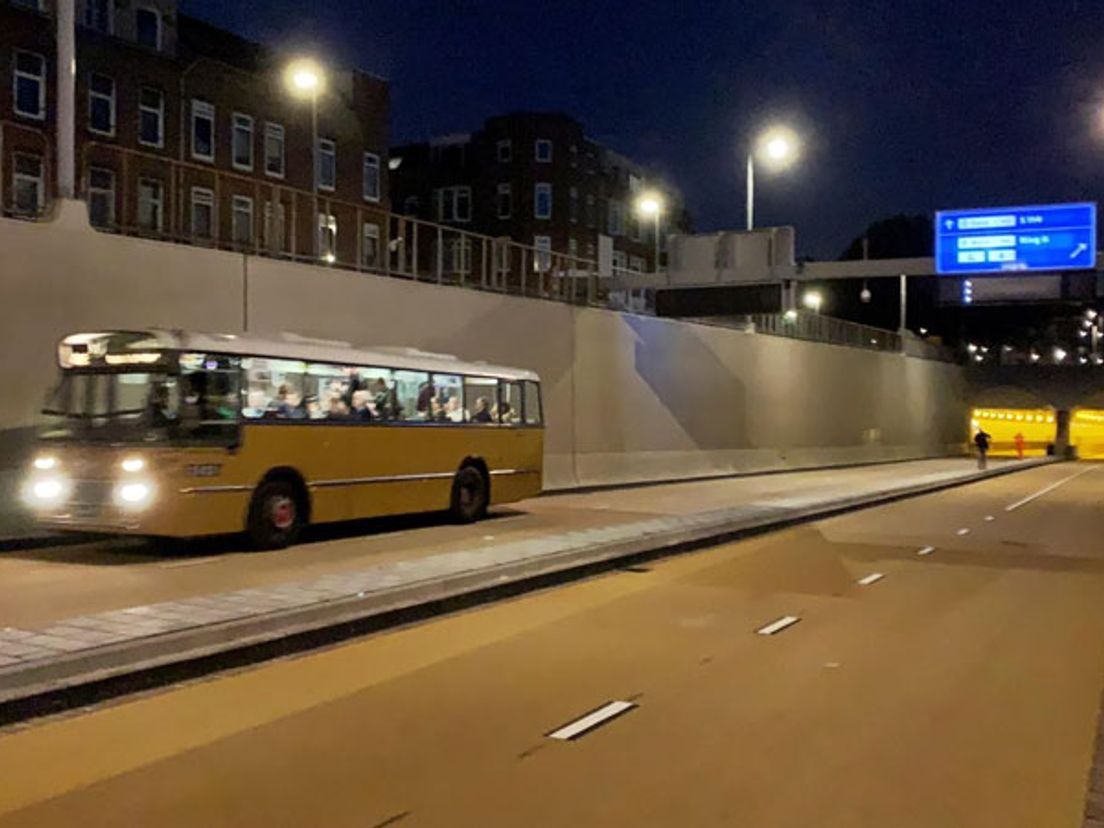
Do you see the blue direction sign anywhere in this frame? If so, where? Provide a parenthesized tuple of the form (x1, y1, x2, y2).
(935, 203, 1097, 275)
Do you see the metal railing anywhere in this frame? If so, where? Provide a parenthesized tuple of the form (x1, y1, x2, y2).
(687, 311, 904, 353)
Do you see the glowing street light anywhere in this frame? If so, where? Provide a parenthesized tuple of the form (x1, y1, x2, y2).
(746, 124, 800, 231)
(1054, 347, 1067, 363)
(634, 191, 664, 273)
(284, 58, 326, 259)
(802, 290, 823, 313)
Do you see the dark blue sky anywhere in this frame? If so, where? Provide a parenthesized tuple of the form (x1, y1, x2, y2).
(186, 0, 1104, 259)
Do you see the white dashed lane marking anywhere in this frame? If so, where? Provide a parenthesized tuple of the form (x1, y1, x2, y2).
(547, 700, 637, 741)
(917, 546, 935, 556)
(957, 528, 970, 536)
(756, 616, 801, 636)
(857, 572, 885, 586)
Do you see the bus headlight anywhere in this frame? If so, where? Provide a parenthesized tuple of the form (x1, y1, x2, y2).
(116, 482, 153, 507)
(24, 476, 69, 507)
(33, 456, 58, 471)
(120, 456, 145, 473)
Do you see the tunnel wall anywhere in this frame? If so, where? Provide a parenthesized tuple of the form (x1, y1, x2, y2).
(0, 203, 969, 492)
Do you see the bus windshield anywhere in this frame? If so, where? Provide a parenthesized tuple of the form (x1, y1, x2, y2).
(40, 363, 240, 444)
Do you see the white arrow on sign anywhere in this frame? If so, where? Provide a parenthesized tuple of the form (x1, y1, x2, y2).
(1071, 243, 1088, 259)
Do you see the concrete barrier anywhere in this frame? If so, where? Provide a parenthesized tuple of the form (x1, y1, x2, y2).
(0, 203, 969, 493)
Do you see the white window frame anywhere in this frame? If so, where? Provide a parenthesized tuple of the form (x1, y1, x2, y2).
(231, 195, 254, 246)
(630, 256, 645, 273)
(263, 201, 286, 253)
(135, 6, 162, 51)
(533, 235, 552, 273)
(191, 99, 215, 163)
(317, 138, 336, 192)
(497, 139, 512, 163)
(534, 183, 552, 220)
(535, 139, 553, 163)
(13, 51, 46, 121)
(362, 152, 380, 202)
(137, 178, 164, 232)
(435, 186, 471, 223)
(87, 166, 115, 227)
(609, 200, 624, 237)
(585, 194, 596, 229)
(87, 72, 115, 136)
(496, 183, 512, 220)
(317, 213, 338, 262)
(612, 250, 628, 271)
(264, 122, 285, 179)
(361, 221, 381, 269)
(84, 0, 113, 34)
(569, 186, 578, 224)
(138, 86, 164, 148)
(189, 186, 215, 239)
(12, 153, 44, 215)
(231, 112, 254, 172)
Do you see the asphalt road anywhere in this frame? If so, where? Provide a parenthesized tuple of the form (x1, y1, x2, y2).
(1, 462, 1103, 827)
(0, 458, 1012, 630)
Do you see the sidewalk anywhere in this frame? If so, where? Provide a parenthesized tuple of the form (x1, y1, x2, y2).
(0, 457, 1053, 713)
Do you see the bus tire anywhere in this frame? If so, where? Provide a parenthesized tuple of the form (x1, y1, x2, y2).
(450, 466, 488, 523)
(247, 480, 304, 550)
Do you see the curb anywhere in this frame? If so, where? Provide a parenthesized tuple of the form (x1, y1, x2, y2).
(0, 458, 1056, 724)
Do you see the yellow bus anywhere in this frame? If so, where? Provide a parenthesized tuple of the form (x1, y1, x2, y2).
(23, 330, 543, 548)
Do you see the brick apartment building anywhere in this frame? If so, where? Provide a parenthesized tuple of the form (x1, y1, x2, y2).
(0, 0, 390, 267)
(390, 112, 690, 273)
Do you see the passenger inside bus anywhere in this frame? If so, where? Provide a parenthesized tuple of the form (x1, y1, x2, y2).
(472, 397, 493, 423)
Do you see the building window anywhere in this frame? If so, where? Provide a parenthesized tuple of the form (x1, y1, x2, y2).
(232, 195, 254, 245)
(362, 222, 381, 269)
(497, 139, 511, 163)
(362, 152, 380, 202)
(135, 7, 161, 50)
(569, 144, 578, 168)
(533, 235, 552, 272)
(87, 167, 115, 228)
(84, 0, 112, 33)
(608, 200, 624, 236)
(535, 139, 552, 163)
(264, 122, 285, 178)
(138, 86, 164, 147)
(612, 250, 627, 271)
(535, 183, 552, 220)
(13, 51, 46, 120)
(232, 112, 253, 171)
(12, 153, 43, 216)
(191, 100, 215, 162)
(88, 73, 115, 136)
(403, 196, 419, 215)
(569, 187, 578, 224)
(450, 236, 471, 275)
(585, 195, 596, 229)
(137, 178, 163, 232)
(317, 138, 336, 192)
(630, 256, 645, 273)
(190, 187, 214, 239)
(12, 0, 45, 10)
(568, 237, 578, 259)
(629, 173, 643, 195)
(435, 186, 471, 223)
(318, 213, 337, 262)
(496, 183, 512, 220)
(263, 201, 286, 253)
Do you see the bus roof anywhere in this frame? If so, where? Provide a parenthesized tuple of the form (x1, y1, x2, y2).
(61, 330, 541, 382)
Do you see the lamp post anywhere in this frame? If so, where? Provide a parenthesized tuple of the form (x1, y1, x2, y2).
(746, 125, 799, 231)
(284, 59, 325, 258)
(635, 192, 664, 273)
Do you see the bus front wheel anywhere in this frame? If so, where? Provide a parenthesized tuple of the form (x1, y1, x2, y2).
(247, 480, 305, 549)
(450, 466, 488, 523)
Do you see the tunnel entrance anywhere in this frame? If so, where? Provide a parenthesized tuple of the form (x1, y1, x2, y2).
(1071, 410, 1104, 460)
(971, 408, 1056, 457)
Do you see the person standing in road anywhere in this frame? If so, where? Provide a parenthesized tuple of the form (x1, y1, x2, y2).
(1014, 431, 1025, 460)
(975, 428, 992, 470)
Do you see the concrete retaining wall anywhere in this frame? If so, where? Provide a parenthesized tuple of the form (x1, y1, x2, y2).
(0, 203, 969, 490)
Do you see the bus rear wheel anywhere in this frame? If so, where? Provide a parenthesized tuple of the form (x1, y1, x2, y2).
(450, 466, 488, 523)
(247, 480, 304, 550)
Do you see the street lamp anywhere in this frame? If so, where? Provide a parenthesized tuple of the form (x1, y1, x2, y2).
(284, 58, 326, 258)
(635, 191, 664, 273)
(802, 290, 823, 313)
(746, 125, 799, 231)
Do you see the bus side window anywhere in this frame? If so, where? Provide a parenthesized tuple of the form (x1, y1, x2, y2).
(498, 381, 522, 425)
(434, 374, 464, 423)
(523, 381, 542, 425)
(464, 376, 497, 424)
(242, 358, 306, 420)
